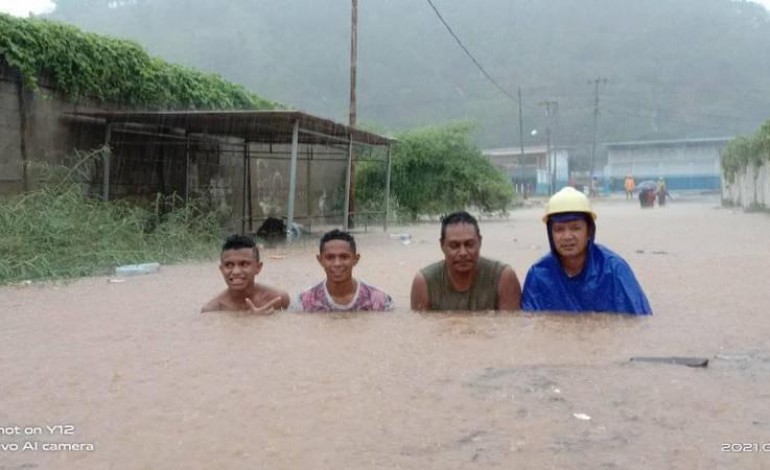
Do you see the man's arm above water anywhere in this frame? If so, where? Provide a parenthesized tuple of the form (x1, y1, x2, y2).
(410, 272, 430, 311)
(497, 265, 522, 311)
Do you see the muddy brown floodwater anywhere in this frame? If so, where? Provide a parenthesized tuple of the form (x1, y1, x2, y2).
(2, 196, 770, 469)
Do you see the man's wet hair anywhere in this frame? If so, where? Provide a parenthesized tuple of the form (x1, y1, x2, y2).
(440, 211, 481, 242)
(222, 234, 259, 261)
(320, 229, 357, 253)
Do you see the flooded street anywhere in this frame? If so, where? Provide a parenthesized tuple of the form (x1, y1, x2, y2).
(2, 196, 770, 469)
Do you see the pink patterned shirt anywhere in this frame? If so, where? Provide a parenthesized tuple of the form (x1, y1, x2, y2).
(296, 280, 394, 312)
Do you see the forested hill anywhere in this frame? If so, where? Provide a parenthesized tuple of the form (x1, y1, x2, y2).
(48, 0, 770, 148)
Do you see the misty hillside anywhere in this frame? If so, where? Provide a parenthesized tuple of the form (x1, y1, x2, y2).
(48, 0, 770, 148)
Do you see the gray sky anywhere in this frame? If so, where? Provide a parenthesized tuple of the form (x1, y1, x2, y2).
(0, 0, 54, 16)
(2, 0, 770, 17)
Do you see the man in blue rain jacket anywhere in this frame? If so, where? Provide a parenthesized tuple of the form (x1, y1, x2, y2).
(522, 187, 652, 315)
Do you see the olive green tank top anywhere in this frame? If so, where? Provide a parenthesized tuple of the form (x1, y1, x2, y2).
(421, 257, 506, 311)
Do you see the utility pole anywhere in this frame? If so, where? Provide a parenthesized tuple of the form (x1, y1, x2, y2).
(517, 86, 525, 196)
(539, 100, 558, 195)
(518, 87, 525, 156)
(589, 77, 607, 179)
(349, 0, 358, 128)
(347, 0, 358, 229)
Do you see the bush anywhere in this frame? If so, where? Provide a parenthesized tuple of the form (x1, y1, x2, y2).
(722, 119, 770, 183)
(0, 160, 223, 284)
(356, 123, 515, 220)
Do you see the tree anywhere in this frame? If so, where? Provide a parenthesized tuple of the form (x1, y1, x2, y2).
(356, 123, 515, 220)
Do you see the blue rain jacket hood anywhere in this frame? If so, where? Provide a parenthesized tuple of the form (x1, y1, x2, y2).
(522, 215, 652, 315)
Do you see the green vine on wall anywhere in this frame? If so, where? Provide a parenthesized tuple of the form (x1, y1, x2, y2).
(0, 13, 277, 110)
(722, 120, 770, 183)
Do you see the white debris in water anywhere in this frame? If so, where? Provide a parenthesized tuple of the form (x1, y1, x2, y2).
(573, 413, 591, 421)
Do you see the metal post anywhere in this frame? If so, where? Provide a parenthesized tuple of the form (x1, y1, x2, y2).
(343, 134, 353, 231)
(518, 86, 525, 158)
(306, 146, 312, 232)
(347, 0, 358, 229)
(241, 142, 247, 234)
(349, 0, 358, 128)
(184, 133, 190, 203)
(546, 126, 552, 196)
(17, 81, 29, 192)
(540, 100, 558, 195)
(103, 123, 112, 201)
(589, 77, 606, 179)
(383, 145, 392, 232)
(246, 142, 253, 232)
(287, 120, 300, 236)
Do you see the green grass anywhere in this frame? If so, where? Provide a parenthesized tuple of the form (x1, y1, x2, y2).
(0, 161, 224, 284)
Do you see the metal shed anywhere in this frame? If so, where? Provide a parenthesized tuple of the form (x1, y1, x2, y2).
(65, 110, 396, 234)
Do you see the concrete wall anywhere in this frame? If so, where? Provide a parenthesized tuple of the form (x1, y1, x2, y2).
(722, 161, 770, 209)
(0, 63, 105, 195)
(0, 72, 23, 194)
(246, 143, 349, 229)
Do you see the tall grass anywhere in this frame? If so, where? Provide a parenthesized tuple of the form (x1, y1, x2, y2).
(0, 154, 224, 284)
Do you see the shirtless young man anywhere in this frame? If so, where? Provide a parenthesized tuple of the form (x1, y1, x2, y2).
(201, 234, 290, 314)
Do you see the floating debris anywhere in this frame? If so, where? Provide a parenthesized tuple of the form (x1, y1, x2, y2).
(389, 233, 412, 245)
(714, 353, 752, 362)
(630, 356, 709, 368)
(114, 262, 160, 276)
(573, 413, 591, 421)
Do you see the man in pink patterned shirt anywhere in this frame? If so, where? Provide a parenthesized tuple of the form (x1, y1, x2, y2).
(296, 229, 394, 312)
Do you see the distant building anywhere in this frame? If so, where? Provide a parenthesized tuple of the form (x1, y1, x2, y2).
(604, 137, 731, 191)
(483, 146, 570, 196)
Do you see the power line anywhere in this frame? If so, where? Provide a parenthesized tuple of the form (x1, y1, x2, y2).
(423, 0, 518, 103)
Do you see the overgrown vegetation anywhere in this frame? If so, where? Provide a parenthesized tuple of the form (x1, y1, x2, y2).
(722, 120, 770, 183)
(356, 123, 515, 220)
(0, 13, 276, 109)
(0, 157, 223, 284)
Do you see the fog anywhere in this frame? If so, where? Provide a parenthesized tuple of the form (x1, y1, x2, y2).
(42, 0, 770, 149)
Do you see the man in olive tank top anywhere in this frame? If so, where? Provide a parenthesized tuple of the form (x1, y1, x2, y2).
(410, 211, 522, 311)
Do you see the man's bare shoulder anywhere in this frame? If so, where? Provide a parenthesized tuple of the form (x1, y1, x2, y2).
(201, 290, 228, 313)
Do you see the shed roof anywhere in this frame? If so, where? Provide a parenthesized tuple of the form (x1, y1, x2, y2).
(65, 110, 395, 146)
(605, 137, 732, 149)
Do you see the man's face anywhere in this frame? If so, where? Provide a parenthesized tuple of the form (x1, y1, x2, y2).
(219, 248, 262, 290)
(551, 219, 590, 259)
(317, 239, 360, 284)
(441, 223, 481, 274)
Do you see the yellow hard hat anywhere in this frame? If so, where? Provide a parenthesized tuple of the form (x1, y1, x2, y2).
(542, 187, 598, 223)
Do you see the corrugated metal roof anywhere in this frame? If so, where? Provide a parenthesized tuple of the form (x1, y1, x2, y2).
(605, 137, 733, 149)
(64, 110, 395, 146)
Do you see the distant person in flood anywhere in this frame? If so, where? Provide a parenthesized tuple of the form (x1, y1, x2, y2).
(624, 174, 636, 200)
(411, 211, 522, 311)
(296, 229, 394, 312)
(638, 181, 656, 208)
(656, 177, 670, 206)
(521, 187, 652, 315)
(201, 234, 290, 313)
